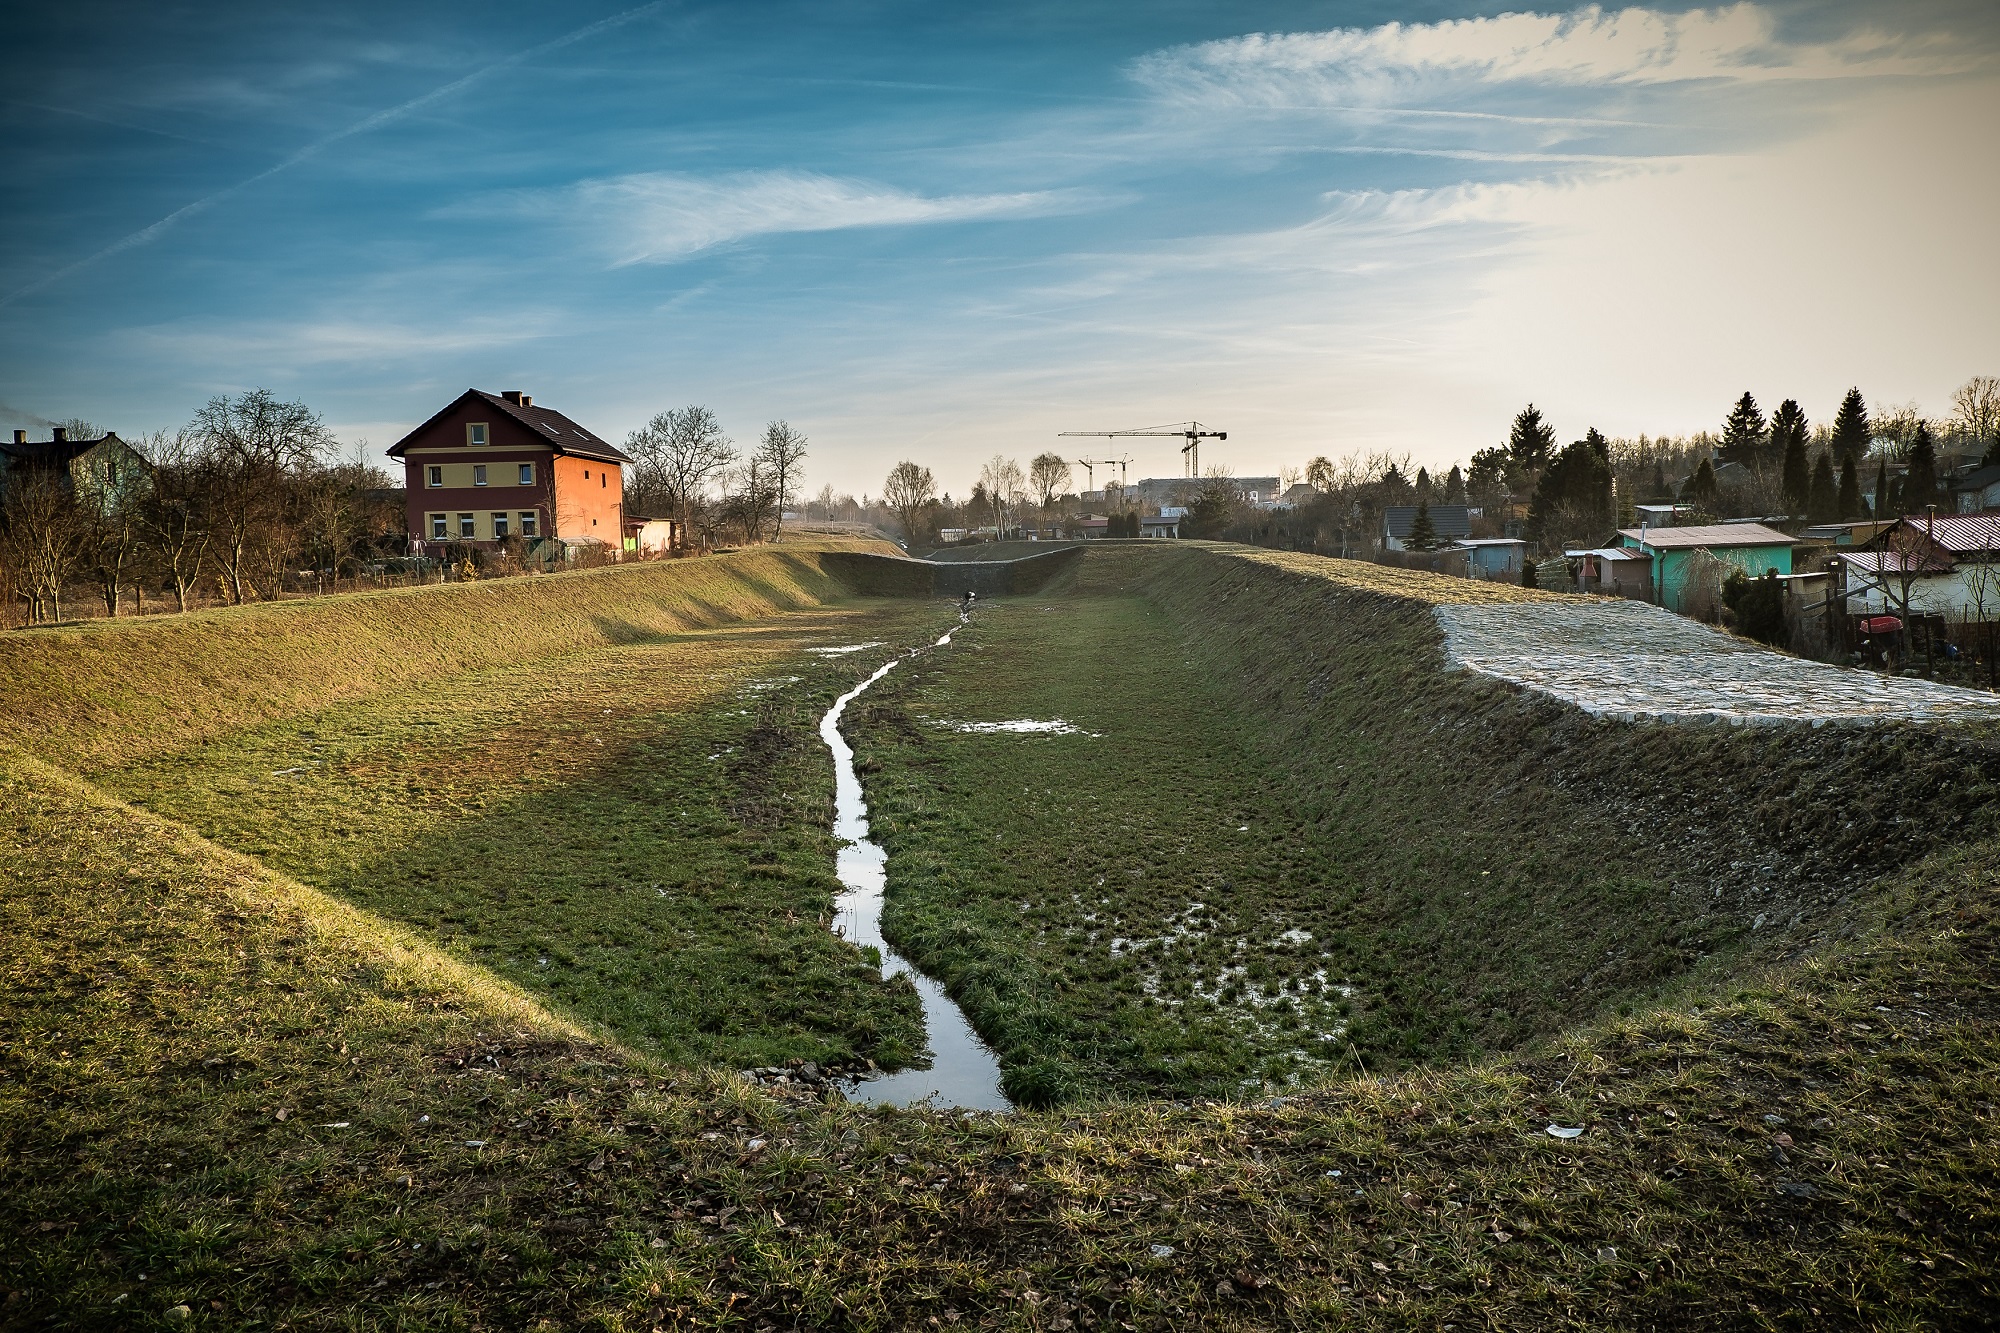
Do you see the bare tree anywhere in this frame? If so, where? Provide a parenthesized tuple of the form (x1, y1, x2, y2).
(978, 455, 1024, 533)
(1029, 452, 1072, 510)
(883, 461, 937, 543)
(1951, 375, 2000, 459)
(625, 406, 736, 549)
(813, 483, 837, 525)
(755, 420, 808, 539)
(0, 468, 87, 624)
(136, 430, 213, 612)
(189, 390, 333, 603)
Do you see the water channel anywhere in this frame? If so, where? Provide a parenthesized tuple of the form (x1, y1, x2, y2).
(819, 621, 1012, 1111)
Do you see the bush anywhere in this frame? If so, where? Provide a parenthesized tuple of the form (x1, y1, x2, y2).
(1723, 568, 1786, 646)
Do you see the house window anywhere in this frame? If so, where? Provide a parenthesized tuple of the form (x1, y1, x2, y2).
(492, 512, 509, 539)
(520, 511, 538, 538)
(583, 469, 590, 479)
(458, 513, 475, 539)
(468, 423, 488, 445)
(426, 465, 442, 488)
(518, 463, 534, 485)
(473, 464, 487, 486)
(601, 472, 607, 488)
(429, 513, 447, 540)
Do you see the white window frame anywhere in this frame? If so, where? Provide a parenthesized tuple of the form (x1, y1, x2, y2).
(426, 465, 442, 488)
(468, 423, 489, 446)
(473, 464, 488, 487)
(458, 513, 475, 539)
(492, 512, 509, 539)
(429, 513, 447, 540)
(518, 462, 534, 485)
(520, 510, 539, 538)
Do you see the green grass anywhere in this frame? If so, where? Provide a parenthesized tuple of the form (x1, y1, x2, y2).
(89, 605, 948, 1075)
(852, 547, 2000, 1104)
(5, 540, 1999, 1328)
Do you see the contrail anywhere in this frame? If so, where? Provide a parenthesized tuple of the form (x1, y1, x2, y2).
(0, 1, 669, 310)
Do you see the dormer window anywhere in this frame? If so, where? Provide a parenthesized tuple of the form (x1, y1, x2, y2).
(468, 423, 489, 446)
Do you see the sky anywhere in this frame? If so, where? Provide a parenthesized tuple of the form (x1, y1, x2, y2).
(2, 0, 1997, 497)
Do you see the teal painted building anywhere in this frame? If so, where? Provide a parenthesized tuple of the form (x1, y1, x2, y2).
(1614, 522, 1797, 612)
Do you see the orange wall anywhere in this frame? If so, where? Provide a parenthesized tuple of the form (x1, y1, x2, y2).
(550, 454, 624, 542)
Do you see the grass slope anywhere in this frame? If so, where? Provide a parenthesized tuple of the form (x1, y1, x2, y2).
(7, 745, 1999, 1328)
(5, 541, 1998, 1328)
(853, 544, 1999, 1104)
(0, 541, 897, 769)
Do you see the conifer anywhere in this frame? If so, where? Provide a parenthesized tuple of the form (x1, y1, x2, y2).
(1831, 387, 1870, 465)
(1773, 399, 1810, 513)
(1837, 452, 1862, 520)
(1406, 496, 1439, 551)
(1720, 392, 1769, 468)
(1807, 451, 1837, 523)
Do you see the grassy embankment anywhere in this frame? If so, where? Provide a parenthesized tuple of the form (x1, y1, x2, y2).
(855, 543, 2000, 1105)
(5, 541, 1999, 1328)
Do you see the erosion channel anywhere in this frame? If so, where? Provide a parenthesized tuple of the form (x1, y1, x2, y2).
(820, 621, 1011, 1110)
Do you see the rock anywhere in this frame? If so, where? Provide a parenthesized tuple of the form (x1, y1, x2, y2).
(165, 1306, 191, 1322)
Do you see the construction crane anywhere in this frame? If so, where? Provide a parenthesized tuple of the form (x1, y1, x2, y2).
(1059, 422, 1227, 478)
(1073, 454, 1132, 493)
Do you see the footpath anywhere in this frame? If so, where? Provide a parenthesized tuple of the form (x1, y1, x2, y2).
(1435, 599, 2000, 727)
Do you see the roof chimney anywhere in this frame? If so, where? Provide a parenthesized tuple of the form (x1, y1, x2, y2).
(11, 430, 23, 445)
(501, 390, 523, 405)
(519, 394, 532, 407)
(51, 426, 67, 443)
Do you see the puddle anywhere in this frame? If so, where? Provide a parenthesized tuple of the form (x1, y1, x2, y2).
(820, 622, 1011, 1111)
(934, 718, 1098, 735)
(809, 642, 885, 657)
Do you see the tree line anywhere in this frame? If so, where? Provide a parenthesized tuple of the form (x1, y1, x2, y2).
(0, 390, 401, 626)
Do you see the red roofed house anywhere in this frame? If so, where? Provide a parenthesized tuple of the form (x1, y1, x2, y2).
(386, 390, 629, 550)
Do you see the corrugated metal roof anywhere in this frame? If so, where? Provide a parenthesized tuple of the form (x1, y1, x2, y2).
(1923, 513, 2000, 554)
(1617, 522, 1796, 549)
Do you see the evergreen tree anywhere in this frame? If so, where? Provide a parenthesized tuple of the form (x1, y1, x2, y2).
(1507, 404, 1557, 472)
(1719, 392, 1769, 468)
(1773, 399, 1810, 512)
(1443, 464, 1466, 505)
(1526, 435, 1615, 547)
(1649, 460, 1669, 502)
(1837, 452, 1861, 519)
(1415, 466, 1433, 499)
(1807, 451, 1837, 523)
(1831, 387, 1870, 465)
(1903, 421, 1942, 513)
(1405, 496, 1439, 551)
(1684, 457, 1720, 512)
(1872, 459, 1889, 518)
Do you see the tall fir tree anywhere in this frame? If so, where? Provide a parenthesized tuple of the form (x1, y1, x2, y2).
(1684, 457, 1720, 512)
(1405, 496, 1439, 551)
(1872, 459, 1889, 518)
(1415, 466, 1433, 499)
(1649, 460, 1669, 502)
(1507, 404, 1557, 472)
(1903, 421, 1941, 513)
(1807, 451, 1837, 523)
(1831, 386, 1870, 465)
(1773, 399, 1810, 513)
(1720, 391, 1769, 468)
(1837, 452, 1862, 520)
(1443, 464, 1466, 505)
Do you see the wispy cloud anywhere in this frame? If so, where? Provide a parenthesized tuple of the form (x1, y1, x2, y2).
(0, 1, 671, 310)
(505, 169, 1104, 265)
(1132, 4, 1978, 108)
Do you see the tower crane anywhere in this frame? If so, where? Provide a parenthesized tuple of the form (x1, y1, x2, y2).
(1073, 453, 1132, 493)
(1058, 422, 1227, 478)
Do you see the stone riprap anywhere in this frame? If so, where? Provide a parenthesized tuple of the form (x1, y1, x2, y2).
(1434, 599, 2000, 727)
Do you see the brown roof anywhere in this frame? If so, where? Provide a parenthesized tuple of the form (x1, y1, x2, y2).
(1919, 513, 2000, 555)
(1618, 522, 1795, 550)
(387, 389, 632, 465)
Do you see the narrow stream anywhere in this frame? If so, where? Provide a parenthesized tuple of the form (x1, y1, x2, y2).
(820, 622, 1012, 1111)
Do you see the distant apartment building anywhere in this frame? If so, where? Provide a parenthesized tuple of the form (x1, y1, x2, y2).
(386, 390, 629, 548)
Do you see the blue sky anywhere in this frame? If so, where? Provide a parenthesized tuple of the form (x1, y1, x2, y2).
(3, 1, 1997, 495)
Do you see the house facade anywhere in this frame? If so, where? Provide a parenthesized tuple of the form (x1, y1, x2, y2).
(386, 390, 629, 549)
(1613, 522, 1796, 612)
(0, 427, 152, 506)
(1838, 514, 2000, 619)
